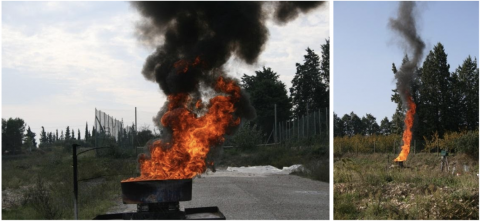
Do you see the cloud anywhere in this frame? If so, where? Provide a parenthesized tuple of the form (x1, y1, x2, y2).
(2, 1, 329, 138)
(239, 4, 329, 92)
(2, 4, 156, 106)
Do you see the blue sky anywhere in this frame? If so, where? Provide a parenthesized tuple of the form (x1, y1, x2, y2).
(2, 2, 329, 141)
(334, 1, 479, 123)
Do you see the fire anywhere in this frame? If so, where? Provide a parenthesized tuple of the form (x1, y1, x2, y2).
(394, 95, 416, 162)
(173, 56, 203, 74)
(123, 76, 241, 182)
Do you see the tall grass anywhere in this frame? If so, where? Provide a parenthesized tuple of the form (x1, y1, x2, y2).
(334, 129, 479, 158)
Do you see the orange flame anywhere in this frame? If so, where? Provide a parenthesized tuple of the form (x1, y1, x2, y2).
(173, 56, 204, 74)
(123, 76, 240, 182)
(394, 95, 416, 162)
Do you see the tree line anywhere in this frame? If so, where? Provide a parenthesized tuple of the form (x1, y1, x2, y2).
(1, 117, 160, 155)
(240, 39, 329, 140)
(334, 42, 478, 147)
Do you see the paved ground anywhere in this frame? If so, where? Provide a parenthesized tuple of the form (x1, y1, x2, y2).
(108, 169, 329, 220)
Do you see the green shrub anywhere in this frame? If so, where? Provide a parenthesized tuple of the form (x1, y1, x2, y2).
(24, 177, 63, 219)
(230, 124, 263, 150)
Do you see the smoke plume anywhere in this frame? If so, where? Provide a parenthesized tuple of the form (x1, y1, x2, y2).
(273, 1, 325, 24)
(389, 1, 425, 105)
(132, 1, 324, 131)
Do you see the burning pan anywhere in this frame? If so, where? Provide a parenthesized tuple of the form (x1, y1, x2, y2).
(121, 179, 192, 204)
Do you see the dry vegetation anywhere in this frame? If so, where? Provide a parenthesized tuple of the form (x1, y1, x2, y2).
(2, 146, 138, 219)
(334, 153, 479, 219)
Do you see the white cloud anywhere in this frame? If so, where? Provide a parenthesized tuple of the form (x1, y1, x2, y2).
(2, 2, 330, 139)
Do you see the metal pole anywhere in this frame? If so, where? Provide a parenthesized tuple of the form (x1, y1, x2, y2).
(297, 117, 300, 141)
(319, 110, 322, 136)
(274, 104, 277, 143)
(280, 121, 283, 142)
(94, 108, 98, 157)
(72, 144, 79, 220)
(325, 107, 328, 136)
(302, 116, 304, 138)
(306, 103, 309, 137)
(135, 107, 137, 155)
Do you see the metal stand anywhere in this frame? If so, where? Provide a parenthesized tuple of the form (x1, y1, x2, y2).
(72, 144, 79, 220)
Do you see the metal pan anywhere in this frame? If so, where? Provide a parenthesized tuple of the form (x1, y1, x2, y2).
(121, 179, 192, 204)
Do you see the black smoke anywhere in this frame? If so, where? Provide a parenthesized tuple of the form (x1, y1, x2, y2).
(131, 1, 324, 131)
(389, 1, 425, 105)
(273, 1, 325, 24)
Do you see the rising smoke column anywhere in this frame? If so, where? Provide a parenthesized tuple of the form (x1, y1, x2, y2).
(389, 2, 425, 162)
(127, 2, 325, 180)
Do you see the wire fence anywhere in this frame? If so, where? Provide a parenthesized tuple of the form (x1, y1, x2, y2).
(94, 108, 131, 141)
(94, 108, 136, 151)
(273, 107, 329, 143)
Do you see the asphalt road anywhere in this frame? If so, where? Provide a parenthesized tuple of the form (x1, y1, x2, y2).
(108, 169, 329, 220)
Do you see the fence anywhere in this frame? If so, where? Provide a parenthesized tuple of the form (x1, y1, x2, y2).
(272, 107, 329, 143)
(94, 108, 137, 150)
(95, 108, 130, 141)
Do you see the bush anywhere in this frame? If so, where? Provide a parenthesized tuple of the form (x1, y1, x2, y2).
(230, 124, 262, 150)
(24, 177, 63, 219)
(454, 130, 479, 158)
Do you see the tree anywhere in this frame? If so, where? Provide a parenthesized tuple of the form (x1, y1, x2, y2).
(56, 129, 59, 141)
(40, 126, 47, 145)
(92, 126, 96, 141)
(290, 46, 329, 117)
(320, 38, 330, 89)
(2, 119, 7, 153)
(24, 126, 37, 151)
(48, 132, 53, 143)
(137, 126, 155, 146)
(72, 130, 75, 140)
(452, 56, 479, 130)
(85, 122, 90, 141)
(390, 58, 406, 135)
(417, 43, 452, 137)
(3, 118, 26, 154)
(241, 67, 292, 138)
(362, 113, 379, 136)
(340, 112, 364, 136)
(333, 113, 345, 137)
(379, 117, 392, 135)
(65, 126, 71, 140)
(78, 129, 81, 141)
(341, 114, 352, 136)
(350, 112, 364, 136)
(60, 130, 64, 141)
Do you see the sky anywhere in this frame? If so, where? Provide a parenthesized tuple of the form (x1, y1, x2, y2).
(334, 1, 479, 124)
(2, 1, 329, 142)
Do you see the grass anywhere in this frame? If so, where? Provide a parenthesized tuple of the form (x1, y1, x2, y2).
(2, 146, 138, 219)
(334, 153, 479, 220)
(2, 136, 329, 219)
